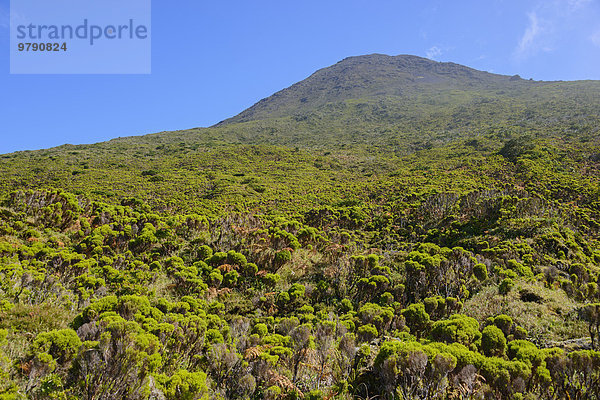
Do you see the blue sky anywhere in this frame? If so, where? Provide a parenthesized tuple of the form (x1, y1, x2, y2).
(1, 0, 600, 154)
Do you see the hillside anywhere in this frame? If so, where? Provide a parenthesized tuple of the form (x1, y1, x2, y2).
(218, 54, 534, 124)
(1, 55, 600, 399)
(2, 56, 599, 215)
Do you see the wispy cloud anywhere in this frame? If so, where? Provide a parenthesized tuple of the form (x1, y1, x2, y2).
(516, 12, 541, 57)
(425, 46, 442, 60)
(513, 0, 598, 60)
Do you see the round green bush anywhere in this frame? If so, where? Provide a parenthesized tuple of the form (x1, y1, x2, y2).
(252, 323, 268, 337)
(474, 263, 488, 281)
(481, 325, 507, 357)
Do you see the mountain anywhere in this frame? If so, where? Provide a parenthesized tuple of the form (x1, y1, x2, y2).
(204, 54, 600, 152)
(219, 54, 532, 125)
(1, 54, 600, 211)
(1, 54, 599, 208)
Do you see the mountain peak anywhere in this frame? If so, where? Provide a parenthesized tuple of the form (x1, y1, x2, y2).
(218, 54, 526, 125)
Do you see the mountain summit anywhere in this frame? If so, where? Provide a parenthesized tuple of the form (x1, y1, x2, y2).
(219, 54, 529, 125)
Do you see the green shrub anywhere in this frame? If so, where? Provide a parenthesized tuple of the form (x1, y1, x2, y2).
(499, 278, 514, 295)
(29, 329, 81, 363)
(263, 273, 280, 288)
(401, 303, 431, 338)
(252, 323, 268, 337)
(481, 325, 507, 357)
(274, 249, 292, 264)
(474, 263, 488, 281)
(431, 314, 481, 347)
(156, 369, 209, 400)
(358, 324, 378, 342)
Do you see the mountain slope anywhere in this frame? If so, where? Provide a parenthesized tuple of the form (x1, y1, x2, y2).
(1, 54, 600, 211)
(218, 54, 533, 124)
(204, 54, 600, 154)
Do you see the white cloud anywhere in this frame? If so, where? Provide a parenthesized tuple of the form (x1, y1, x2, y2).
(425, 46, 442, 60)
(513, 0, 599, 60)
(516, 12, 542, 56)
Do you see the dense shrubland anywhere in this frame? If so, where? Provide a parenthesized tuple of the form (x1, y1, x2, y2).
(1, 144, 600, 399)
